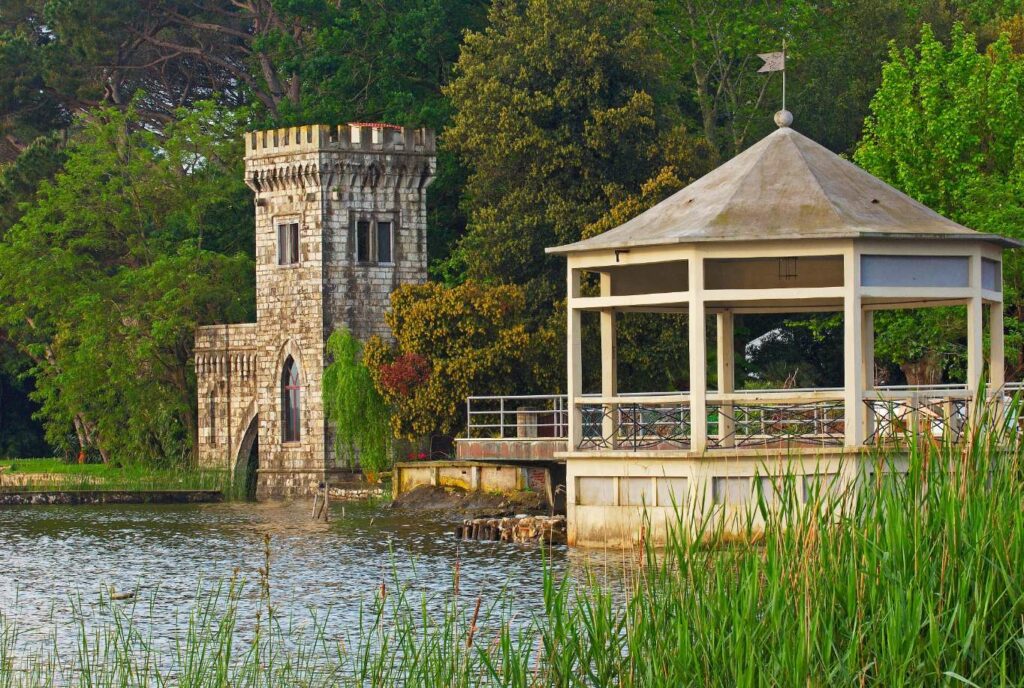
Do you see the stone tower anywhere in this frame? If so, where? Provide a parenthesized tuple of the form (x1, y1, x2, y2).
(195, 124, 436, 497)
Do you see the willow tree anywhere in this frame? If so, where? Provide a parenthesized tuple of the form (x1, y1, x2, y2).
(322, 329, 391, 480)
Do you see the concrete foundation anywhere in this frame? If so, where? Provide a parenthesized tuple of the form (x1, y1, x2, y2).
(564, 447, 905, 547)
(394, 461, 555, 507)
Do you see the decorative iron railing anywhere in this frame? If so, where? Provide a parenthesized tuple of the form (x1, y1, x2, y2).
(577, 399, 692, 451)
(863, 390, 971, 445)
(709, 397, 846, 448)
(464, 384, 1024, 450)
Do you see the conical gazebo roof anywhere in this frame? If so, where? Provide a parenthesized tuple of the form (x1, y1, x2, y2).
(548, 125, 1018, 254)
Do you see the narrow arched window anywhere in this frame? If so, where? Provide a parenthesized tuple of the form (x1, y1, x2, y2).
(282, 356, 302, 442)
(207, 390, 216, 444)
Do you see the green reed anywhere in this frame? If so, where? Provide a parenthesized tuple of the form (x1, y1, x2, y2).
(2, 418, 1024, 686)
(0, 461, 231, 494)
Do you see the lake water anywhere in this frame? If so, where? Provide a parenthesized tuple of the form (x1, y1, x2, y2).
(0, 500, 630, 661)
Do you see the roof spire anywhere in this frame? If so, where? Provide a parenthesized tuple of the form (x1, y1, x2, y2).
(774, 110, 794, 128)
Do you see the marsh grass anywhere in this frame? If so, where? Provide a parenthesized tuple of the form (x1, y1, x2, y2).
(2, 426, 1024, 686)
(0, 460, 230, 494)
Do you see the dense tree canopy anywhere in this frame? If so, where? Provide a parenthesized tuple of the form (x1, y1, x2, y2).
(856, 24, 1024, 381)
(0, 105, 253, 461)
(1, 1, 1023, 460)
(364, 281, 558, 438)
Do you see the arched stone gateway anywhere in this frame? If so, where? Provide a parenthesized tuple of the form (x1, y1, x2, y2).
(234, 414, 259, 500)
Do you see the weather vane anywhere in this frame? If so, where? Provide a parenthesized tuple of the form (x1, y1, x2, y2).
(757, 40, 790, 126)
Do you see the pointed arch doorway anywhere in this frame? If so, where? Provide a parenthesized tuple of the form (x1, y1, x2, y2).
(234, 414, 259, 501)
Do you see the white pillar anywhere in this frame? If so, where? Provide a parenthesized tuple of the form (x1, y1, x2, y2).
(965, 294, 984, 429)
(689, 257, 707, 452)
(990, 301, 1005, 392)
(600, 273, 617, 448)
(863, 310, 875, 439)
(989, 300, 1005, 433)
(844, 250, 866, 447)
(966, 253, 985, 431)
(716, 311, 735, 448)
(966, 297, 984, 394)
(567, 268, 583, 451)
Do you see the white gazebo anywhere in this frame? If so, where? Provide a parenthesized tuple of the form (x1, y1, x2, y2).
(546, 113, 1018, 547)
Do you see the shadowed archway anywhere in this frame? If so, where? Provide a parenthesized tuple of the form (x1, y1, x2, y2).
(234, 414, 259, 500)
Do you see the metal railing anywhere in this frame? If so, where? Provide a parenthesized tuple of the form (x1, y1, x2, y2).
(464, 394, 568, 439)
(710, 397, 846, 448)
(464, 383, 1024, 448)
(577, 398, 692, 451)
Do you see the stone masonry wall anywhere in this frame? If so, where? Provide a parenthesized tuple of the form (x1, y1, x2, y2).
(241, 124, 435, 496)
(248, 144, 327, 496)
(195, 323, 258, 470)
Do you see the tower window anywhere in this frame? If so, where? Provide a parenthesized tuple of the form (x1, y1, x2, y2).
(277, 222, 300, 265)
(356, 220, 372, 263)
(376, 221, 393, 263)
(207, 390, 216, 444)
(354, 217, 396, 264)
(282, 356, 302, 443)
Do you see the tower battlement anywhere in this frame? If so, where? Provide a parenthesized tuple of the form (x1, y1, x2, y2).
(245, 123, 435, 160)
(199, 122, 436, 497)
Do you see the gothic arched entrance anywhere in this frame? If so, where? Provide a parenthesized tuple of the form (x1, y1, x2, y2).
(234, 414, 259, 500)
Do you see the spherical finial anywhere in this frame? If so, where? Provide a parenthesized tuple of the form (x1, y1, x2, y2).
(774, 110, 793, 128)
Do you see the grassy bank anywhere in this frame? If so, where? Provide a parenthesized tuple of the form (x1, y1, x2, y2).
(2, 436, 1024, 686)
(0, 458, 230, 493)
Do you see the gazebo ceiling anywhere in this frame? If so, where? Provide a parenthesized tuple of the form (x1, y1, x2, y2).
(548, 124, 1019, 255)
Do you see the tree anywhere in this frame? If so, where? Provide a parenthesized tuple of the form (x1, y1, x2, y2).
(364, 281, 559, 439)
(322, 329, 391, 481)
(855, 24, 1024, 381)
(445, 0, 706, 289)
(0, 103, 254, 462)
(655, 0, 818, 157)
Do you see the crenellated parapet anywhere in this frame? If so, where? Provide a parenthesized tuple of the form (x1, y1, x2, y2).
(244, 123, 436, 192)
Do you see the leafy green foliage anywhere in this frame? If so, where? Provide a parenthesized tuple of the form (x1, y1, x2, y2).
(0, 103, 253, 463)
(445, 0, 703, 288)
(322, 329, 391, 480)
(856, 24, 1024, 380)
(365, 281, 559, 438)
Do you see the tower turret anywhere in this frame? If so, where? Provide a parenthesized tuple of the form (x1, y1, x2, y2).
(196, 123, 435, 496)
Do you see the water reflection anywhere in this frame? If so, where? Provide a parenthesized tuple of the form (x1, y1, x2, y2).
(0, 501, 633, 655)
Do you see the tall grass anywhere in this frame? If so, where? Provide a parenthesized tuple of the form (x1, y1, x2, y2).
(2, 431, 1024, 686)
(0, 460, 230, 494)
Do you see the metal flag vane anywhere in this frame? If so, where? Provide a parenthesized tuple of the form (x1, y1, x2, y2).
(757, 40, 789, 126)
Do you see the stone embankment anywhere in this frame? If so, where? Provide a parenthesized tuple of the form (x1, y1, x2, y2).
(455, 515, 566, 545)
(0, 490, 223, 505)
(327, 485, 385, 501)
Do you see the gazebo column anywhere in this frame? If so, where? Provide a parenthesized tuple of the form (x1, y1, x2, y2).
(567, 268, 583, 451)
(689, 257, 708, 452)
(863, 311, 875, 438)
(716, 311, 735, 448)
(989, 300, 1006, 432)
(989, 301, 1005, 393)
(967, 255, 985, 422)
(600, 274, 618, 448)
(843, 252, 867, 446)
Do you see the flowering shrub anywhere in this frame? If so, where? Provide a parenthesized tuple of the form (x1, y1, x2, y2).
(375, 353, 431, 397)
(364, 280, 559, 439)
